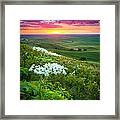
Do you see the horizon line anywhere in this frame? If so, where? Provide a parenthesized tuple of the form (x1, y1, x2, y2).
(20, 33, 100, 35)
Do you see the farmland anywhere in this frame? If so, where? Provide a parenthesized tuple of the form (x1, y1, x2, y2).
(21, 34, 100, 63)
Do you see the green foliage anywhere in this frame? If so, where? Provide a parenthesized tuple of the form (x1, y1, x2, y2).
(20, 80, 72, 100)
(20, 44, 100, 100)
(20, 67, 29, 80)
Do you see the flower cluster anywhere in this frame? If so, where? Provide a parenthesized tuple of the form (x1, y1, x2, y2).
(33, 46, 61, 57)
(29, 63, 67, 76)
(33, 46, 48, 53)
(47, 51, 61, 56)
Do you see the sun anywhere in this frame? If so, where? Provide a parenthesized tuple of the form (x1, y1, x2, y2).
(47, 30, 64, 34)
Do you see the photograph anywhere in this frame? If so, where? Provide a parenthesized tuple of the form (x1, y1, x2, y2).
(20, 20, 100, 100)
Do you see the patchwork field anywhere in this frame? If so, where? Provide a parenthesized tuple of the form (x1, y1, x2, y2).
(21, 34, 100, 63)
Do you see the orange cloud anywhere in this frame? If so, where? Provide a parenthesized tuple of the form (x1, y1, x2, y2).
(20, 26, 100, 34)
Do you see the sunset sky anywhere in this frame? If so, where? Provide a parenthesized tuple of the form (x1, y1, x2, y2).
(20, 20, 100, 35)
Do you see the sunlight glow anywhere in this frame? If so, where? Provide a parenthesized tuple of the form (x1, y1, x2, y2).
(48, 30, 64, 34)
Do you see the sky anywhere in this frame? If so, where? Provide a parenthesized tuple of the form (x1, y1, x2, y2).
(20, 20, 100, 35)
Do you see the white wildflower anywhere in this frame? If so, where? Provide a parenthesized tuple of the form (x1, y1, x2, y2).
(29, 64, 35, 71)
(29, 63, 67, 76)
(32, 46, 61, 57)
(48, 52, 61, 56)
(33, 46, 48, 53)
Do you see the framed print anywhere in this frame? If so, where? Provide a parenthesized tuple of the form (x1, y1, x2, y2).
(0, 0, 119, 119)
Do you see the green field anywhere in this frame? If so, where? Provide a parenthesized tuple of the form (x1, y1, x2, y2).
(20, 35, 100, 100)
(21, 35, 100, 63)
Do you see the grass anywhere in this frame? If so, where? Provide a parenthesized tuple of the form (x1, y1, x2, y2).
(50, 49, 100, 63)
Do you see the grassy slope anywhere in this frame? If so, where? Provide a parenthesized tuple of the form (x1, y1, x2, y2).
(20, 44, 100, 100)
